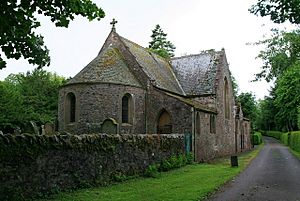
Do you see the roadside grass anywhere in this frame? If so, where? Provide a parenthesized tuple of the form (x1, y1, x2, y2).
(39, 145, 263, 201)
(289, 148, 300, 160)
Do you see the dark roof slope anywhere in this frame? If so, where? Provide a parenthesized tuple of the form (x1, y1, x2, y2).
(67, 46, 141, 87)
(120, 36, 185, 95)
(171, 51, 221, 96)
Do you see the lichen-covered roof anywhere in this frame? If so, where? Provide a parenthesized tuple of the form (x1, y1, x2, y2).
(67, 47, 141, 87)
(171, 51, 220, 96)
(120, 37, 185, 95)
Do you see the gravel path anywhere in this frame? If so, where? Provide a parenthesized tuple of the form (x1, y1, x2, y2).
(207, 136, 300, 201)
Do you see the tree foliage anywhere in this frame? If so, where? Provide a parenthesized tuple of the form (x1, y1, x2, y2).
(249, 0, 300, 24)
(253, 29, 300, 82)
(148, 24, 176, 58)
(274, 64, 300, 131)
(0, 69, 66, 133)
(0, 0, 105, 69)
(256, 96, 278, 131)
(252, 29, 300, 131)
(237, 92, 258, 128)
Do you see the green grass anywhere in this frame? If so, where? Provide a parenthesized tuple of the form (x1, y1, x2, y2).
(289, 148, 300, 160)
(39, 146, 262, 201)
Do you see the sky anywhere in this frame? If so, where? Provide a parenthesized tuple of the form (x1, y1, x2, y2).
(0, 0, 287, 99)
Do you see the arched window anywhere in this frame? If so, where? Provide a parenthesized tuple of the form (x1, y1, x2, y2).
(210, 114, 216, 134)
(66, 92, 76, 123)
(122, 93, 133, 123)
(157, 109, 172, 134)
(224, 77, 230, 119)
(196, 112, 201, 136)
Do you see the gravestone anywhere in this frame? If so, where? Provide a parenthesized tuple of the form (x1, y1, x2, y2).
(30, 121, 40, 135)
(101, 119, 118, 134)
(41, 125, 46, 135)
(44, 122, 55, 135)
(14, 127, 21, 135)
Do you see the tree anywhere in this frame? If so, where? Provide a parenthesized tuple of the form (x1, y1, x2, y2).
(253, 29, 300, 82)
(274, 64, 300, 131)
(0, 0, 105, 69)
(1, 69, 66, 132)
(256, 96, 277, 131)
(230, 71, 239, 98)
(148, 24, 176, 58)
(249, 0, 300, 24)
(0, 81, 24, 133)
(237, 92, 258, 129)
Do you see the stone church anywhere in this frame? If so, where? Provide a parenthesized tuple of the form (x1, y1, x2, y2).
(58, 25, 251, 161)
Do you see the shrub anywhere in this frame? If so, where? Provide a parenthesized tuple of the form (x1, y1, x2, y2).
(158, 153, 192, 172)
(185, 153, 194, 164)
(290, 131, 300, 152)
(253, 132, 263, 145)
(144, 164, 159, 178)
(280, 132, 290, 145)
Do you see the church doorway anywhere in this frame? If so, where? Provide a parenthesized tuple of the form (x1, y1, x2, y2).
(157, 109, 172, 134)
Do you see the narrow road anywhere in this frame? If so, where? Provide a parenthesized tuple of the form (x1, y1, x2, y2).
(207, 136, 300, 201)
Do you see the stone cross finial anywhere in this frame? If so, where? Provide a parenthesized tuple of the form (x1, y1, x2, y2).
(110, 18, 118, 31)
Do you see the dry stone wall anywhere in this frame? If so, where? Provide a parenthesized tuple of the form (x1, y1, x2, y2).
(0, 133, 184, 200)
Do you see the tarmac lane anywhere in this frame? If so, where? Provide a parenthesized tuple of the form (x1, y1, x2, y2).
(207, 136, 300, 201)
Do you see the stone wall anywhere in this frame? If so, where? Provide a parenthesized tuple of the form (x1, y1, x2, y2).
(146, 87, 193, 134)
(58, 83, 146, 134)
(213, 51, 236, 157)
(0, 133, 184, 200)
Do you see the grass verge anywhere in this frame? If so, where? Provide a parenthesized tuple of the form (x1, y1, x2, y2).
(289, 148, 300, 160)
(38, 145, 263, 201)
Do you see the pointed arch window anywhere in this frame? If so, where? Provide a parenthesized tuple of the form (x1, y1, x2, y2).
(122, 93, 133, 124)
(210, 114, 216, 134)
(196, 112, 201, 136)
(157, 109, 172, 134)
(224, 77, 230, 119)
(66, 92, 76, 123)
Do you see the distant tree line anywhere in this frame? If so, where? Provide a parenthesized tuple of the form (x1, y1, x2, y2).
(0, 69, 66, 133)
(250, 0, 300, 131)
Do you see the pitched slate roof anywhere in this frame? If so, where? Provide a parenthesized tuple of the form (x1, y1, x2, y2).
(171, 51, 221, 96)
(67, 46, 142, 87)
(119, 36, 185, 95)
(67, 30, 226, 98)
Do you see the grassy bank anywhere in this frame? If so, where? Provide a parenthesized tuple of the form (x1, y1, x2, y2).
(39, 146, 262, 201)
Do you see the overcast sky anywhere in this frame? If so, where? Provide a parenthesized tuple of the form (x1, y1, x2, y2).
(0, 0, 289, 99)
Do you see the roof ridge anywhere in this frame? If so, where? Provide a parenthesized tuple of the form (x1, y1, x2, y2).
(119, 35, 172, 61)
(172, 49, 222, 60)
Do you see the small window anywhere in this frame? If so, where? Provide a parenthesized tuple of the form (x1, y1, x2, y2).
(224, 77, 230, 119)
(66, 92, 76, 123)
(210, 114, 216, 134)
(122, 94, 133, 123)
(196, 112, 201, 135)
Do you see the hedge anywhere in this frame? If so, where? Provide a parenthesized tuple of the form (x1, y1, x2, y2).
(262, 131, 283, 140)
(253, 132, 263, 145)
(289, 131, 300, 152)
(280, 133, 289, 145)
(262, 130, 300, 153)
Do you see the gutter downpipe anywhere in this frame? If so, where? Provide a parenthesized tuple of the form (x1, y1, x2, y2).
(192, 107, 196, 162)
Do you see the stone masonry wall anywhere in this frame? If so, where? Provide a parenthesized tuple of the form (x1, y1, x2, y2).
(58, 83, 146, 134)
(146, 87, 193, 134)
(214, 52, 236, 157)
(0, 133, 184, 200)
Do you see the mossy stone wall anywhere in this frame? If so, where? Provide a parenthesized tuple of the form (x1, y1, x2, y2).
(0, 133, 184, 200)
